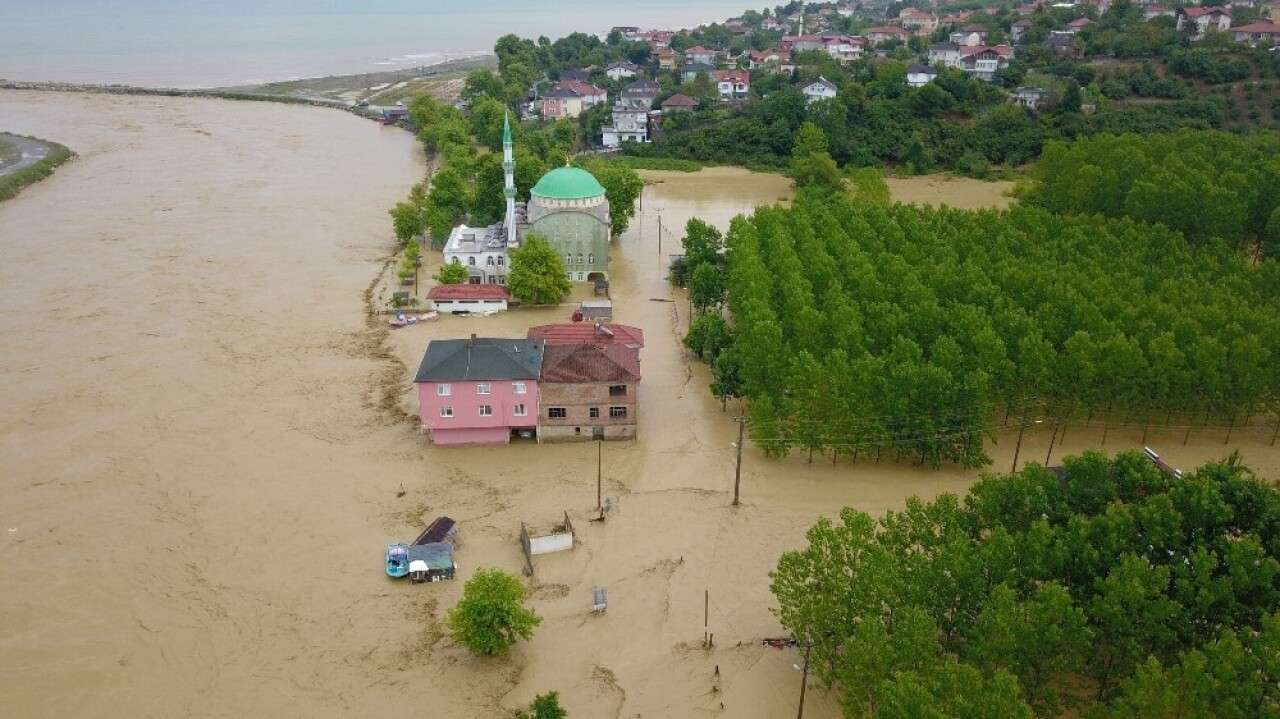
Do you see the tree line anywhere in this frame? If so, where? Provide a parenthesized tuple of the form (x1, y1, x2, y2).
(771, 450, 1280, 717)
(684, 189, 1279, 467)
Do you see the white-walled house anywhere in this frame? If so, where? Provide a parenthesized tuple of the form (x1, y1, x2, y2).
(907, 65, 938, 87)
(801, 76, 838, 103)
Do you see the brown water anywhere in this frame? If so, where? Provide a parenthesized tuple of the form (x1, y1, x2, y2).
(3, 97, 1277, 719)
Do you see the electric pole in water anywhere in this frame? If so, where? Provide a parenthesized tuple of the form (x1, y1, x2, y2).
(733, 417, 746, 506)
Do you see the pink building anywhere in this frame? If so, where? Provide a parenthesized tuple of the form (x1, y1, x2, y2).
(415, 335, 544, 445)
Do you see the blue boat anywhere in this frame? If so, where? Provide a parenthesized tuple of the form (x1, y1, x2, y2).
(386, 543, 410, 578)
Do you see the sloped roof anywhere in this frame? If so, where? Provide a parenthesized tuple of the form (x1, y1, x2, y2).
(1181, 6, 1231, 16)
(527, 323, 645, 347)
(414, 337, 543, 382)
(907, 64, 938, 75)
(540, 343, 641, 383)
(1232, 20, 1280, 32)
(661, 93, 699, 108)
(427, 284, 511, 300)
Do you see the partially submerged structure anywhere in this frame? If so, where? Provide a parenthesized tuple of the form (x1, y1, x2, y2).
(520, 511, 576, 575)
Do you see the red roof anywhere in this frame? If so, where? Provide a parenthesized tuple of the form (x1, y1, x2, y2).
(540, 343, 641, 383)
(427, 284, 511, 300)
(661, 93, 698, 108)
(527, 323, 645, 347)
(1232, 21, 1280, 32)
(712, 70, 750, 83)
(1182, 6, 1230, 17)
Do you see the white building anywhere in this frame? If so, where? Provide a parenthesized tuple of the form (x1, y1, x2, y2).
(801, 76, 838, 103)
(906, 65, 938, 87)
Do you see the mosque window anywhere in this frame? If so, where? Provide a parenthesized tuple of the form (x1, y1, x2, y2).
(577, 253, 583, 265)
(565, 253, 572, 265)
(588, 253, 595, 265)
(468, 257, 476, 266)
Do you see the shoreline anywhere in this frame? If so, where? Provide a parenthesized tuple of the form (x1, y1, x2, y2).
(0, 53, 492, 108)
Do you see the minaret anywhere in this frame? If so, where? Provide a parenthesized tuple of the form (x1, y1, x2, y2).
(503, 112, 517, 247)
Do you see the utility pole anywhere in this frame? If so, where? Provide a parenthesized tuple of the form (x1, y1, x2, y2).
(797, 641, 812, 719)
(1045, 419, 1060, 466)
(596, 439, 603, 512)
(1011, 404, 1030, 473)
(733, 417, 746, 506)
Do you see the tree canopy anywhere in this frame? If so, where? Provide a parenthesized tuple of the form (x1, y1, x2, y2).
(772, 451, 1280, 717)
(508, 234, 572, 305)
(446, 568, 542, 656)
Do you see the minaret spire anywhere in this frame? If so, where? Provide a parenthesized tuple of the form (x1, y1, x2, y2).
(502, 112, 517, 247)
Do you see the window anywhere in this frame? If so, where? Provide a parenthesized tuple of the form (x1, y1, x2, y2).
(479, 405, 492, 417)
(588, 253, 595, 265)
(609, 384, 626, 397)
(512, 382, 527, 395)
(566, 273, 573, 281)
(577, 273, 585, 282)
(487, 256, 495, 266)
(497, 256, 505, 266)
(514, 403, 527, 416)
(565, 252, 572, 265)
(610, 406, 627, 419)
(440, 406, 454, 418)
(451, 257, 461, 265)
(468, 257, 476, 266)
(476, 383, 491, 395)
(589, 407, 600, 419)
(437, 384, 451, 396)
(548, 407, 567, 419)
(498, 276, 506, 285)
(577, 253, 583, 265)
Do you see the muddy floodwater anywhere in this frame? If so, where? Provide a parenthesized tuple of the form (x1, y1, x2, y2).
(3, 95, 1277, 718)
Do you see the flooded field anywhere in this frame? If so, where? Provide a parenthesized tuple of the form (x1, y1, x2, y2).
(1, 99, 1275, 719)
(886, 173, 1015, 210)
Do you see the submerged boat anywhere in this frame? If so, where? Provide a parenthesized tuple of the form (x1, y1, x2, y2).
(386, 543, 410, 578)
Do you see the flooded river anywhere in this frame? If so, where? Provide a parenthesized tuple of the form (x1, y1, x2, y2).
(2, 93, 1276, 718)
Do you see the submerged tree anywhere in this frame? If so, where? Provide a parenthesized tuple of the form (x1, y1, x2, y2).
(446, 568, 542, 656)
(508, 233, 571, 305)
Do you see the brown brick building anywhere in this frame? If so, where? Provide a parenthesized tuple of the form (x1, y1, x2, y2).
(528, 324, 643, 442)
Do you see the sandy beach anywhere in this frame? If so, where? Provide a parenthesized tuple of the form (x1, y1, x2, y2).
(2, 90, 1277, 718)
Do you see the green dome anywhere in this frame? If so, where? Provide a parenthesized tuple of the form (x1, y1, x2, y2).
(530, 167, 606, 200)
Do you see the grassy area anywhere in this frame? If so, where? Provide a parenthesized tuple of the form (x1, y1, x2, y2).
(0, 138, 19, 166)
(0, 136, 74, 203)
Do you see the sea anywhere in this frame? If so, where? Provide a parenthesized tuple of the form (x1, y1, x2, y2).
(2, 0, 761, 89)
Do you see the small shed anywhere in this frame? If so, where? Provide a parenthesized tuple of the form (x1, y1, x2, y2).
(427, 284, 511, 314)
(594, 278, 610, 297)
(519, 511, 576, 575)
(406, 542, 457, 583)
(581, 300, 612, 322)
(414, 516, 459, 549)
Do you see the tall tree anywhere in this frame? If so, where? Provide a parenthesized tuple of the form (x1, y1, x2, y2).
(508, 234, 572, 305)
(446, 568, 541, 656)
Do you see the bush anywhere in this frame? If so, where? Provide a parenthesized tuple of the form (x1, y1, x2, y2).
(955, 150, 992, 179)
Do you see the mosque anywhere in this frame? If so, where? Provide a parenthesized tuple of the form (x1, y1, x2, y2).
(443, 115, 611, 286)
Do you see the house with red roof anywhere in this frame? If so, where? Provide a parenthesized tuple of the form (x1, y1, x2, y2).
(712, 69, 751, 100)
(526, 323, 643, 441)
(660, 93, 699, 112)
(426, 283, 511, 314)
(1232, 20, 1280, 45)
(541, 80, 607, 120)
(1178, 7, 1232, 39)
(684, 46, 716, 65)
(653, 47, 680, 71)
(898, 9, 939, 34)
(867, 26, 913, 45)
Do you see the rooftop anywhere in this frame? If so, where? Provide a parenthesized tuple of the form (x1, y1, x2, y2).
(530, 167, 606, 201)
(527, 323, 645, 348)
(426, 284, 512, 300)
(414, 336, 542, 382)
(540, 343, 641, 383)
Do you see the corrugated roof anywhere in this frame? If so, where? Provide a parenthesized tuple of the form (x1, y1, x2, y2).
(527, 323, 645, 347)
(427, 284, 511, 300)
(414, 337, 543, 382)
(540, 344, 641, 383)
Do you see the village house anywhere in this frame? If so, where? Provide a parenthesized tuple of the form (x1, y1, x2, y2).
(907, 64, 939, 87)
(1067, 17, 1094, 30)
(867, 26, 913, 45)
(801, 76, 838, 103)
(653, 48, 680, 70)
(1177, 7, 1232, 39)
(605, 61, 639, 81)
(1011, 86, 1056, 110)
(745, 49, 789, 71)
(712, 69, 750, 100)
(680, 61, 717, 83)
(559, 68, 593, 83)
(540, 80, 607, 120)
(783, 33, 864, 63)
(931, 44, 1014, 81)
(1011, 19, 1033, 41)
(1231, 20, 1280, 45)
(443, 221, 518, 285)
(1143, 5, 1177, 20)
(684, 46, 716, 65)
(761, 16, 786, 31)
(950, 25, 992, 45)
(426, 283, 512, 314)
(621, 80, 660, 108)
(641, 30, 675, 49)
(526, 324, 644, 442)
(660, 93, 699, 113)
(898, 8, 940, 34)
(601, 103, 650, 147)
(611, 26, 641, 40)
(414, 335, 544, 445)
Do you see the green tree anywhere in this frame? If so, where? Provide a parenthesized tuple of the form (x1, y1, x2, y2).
(434, 261, 469, 284)
(517, 691, 568, 719)
(581, 159, 644, 236)
(446, 568, 541, 656)
(389, 201, 425, 243)
(424, 166, 471, 240)
(508, 234, 572, 305)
